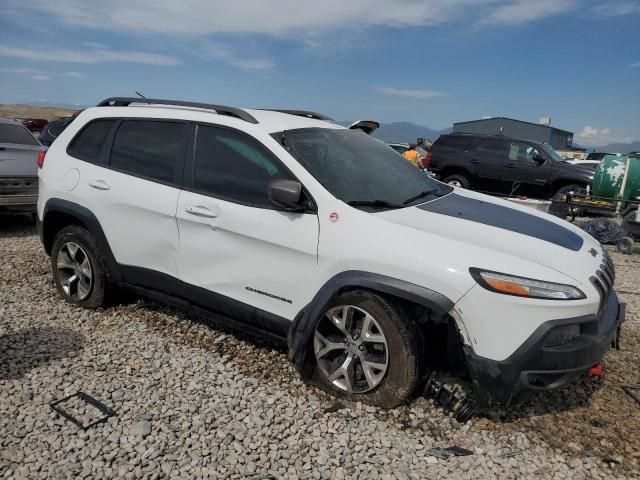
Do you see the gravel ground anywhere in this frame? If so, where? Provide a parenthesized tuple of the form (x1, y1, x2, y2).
(1, 215, 639, 479)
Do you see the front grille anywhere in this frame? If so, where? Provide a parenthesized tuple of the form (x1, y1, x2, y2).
(0, 177, 38, 196)
(591, 251, 615, 313)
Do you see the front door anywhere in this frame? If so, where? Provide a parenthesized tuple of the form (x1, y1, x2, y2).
(176, 124, 319, 327)
(501, 141, 552, 197)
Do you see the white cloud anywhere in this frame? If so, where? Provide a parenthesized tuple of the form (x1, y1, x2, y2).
(83, 41, 107, 49)
(0, 45, 179, 65)
(3, 0, 577, 37)
(374, 86, 447, 99)
(630, 62, 640, 68)
(593, 1, 640, 16)
(483, 0, 575, 25)
(62, 71, 86, 78)
(575, 126, 631, 147)
(1, 67, 86, 79)
(198, 42, 274, 70)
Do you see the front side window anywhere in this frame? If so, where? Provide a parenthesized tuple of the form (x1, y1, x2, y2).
(110, 120, 186, 184)
(279, 128, 450, 208)
(67, 119, 115, 162)
(194, 125, 293, 207)
(0, 123, 39, 146)
(508, 142, 540, 163)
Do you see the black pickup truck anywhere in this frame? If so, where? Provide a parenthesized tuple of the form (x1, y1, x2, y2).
(430, 133, 594, 199)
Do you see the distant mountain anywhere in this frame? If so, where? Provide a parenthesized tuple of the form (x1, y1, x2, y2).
(338, 121, 450, 144)
(595, 141, 640, 154)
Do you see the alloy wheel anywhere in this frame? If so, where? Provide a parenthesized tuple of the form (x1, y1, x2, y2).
(314, 305, 389, 393)
(56, 242, 93, 301)
(447, 180, 463, 187)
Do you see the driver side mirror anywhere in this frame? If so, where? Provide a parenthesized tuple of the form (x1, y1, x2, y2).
(269, 179, 304, 211)
(533, 153, 546, 165)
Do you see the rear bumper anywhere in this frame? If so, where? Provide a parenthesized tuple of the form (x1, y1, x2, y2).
(0, 194, 37, 213)
(465, 292, 624, 406)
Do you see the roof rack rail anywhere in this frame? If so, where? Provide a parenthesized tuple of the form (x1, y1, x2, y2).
(262, 109, 334, 121)
(97, 97, 259, 124)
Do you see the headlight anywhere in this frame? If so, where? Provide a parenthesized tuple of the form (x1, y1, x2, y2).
(470, 269, 586, 300)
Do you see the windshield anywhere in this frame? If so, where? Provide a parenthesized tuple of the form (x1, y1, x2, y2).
(538, 143, 566, 163)
(276, 128, 450, 208)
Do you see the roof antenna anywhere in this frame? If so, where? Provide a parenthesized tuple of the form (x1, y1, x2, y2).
(135, 91, 146, 99)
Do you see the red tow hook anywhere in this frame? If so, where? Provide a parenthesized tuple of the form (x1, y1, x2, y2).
(588, 363, 603, 377)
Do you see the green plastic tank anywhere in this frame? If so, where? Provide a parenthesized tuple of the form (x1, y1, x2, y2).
(592, 153, 640, 204)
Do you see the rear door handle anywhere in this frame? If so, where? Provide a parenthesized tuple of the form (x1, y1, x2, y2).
(185, 205, 218, 218)
(470, 159, 479, 164)
(88, 179, 111, 190)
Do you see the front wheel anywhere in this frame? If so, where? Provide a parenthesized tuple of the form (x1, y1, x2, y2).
(311, 290, 422, 408)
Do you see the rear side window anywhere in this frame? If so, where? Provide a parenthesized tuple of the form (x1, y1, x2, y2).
(476, 138, 506, 156)
(110, 120, 186, 185)
(434, 135, 477, 152)
(193, 125, 293, 207)
(67, 120, 115, 163)
(0, 123, 39, 146)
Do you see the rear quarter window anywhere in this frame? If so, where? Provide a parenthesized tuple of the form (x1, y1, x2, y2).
(0, 123, 39, 146)
(67, 119, 116, 164)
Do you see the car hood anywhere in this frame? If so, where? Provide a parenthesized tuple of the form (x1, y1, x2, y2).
(373, 188, 602, 283)
(555, 160, 595, 177)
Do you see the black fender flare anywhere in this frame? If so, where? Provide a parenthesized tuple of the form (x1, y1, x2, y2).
(42, 198, 122, 282)
(287, 270, 454, 374)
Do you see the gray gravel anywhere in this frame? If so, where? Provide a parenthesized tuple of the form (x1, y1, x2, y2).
(1, 215, 639, 479)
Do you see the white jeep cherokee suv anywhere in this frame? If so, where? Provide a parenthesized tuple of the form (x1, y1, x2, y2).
(37, 97, 624, 408)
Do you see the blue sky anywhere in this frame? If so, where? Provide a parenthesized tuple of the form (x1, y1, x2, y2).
(1, 0, 638, 146)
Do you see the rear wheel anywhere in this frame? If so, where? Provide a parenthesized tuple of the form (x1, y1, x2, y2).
(442, 174, 470, 189)
(311, 290, 422, 408)
(51, 225, 109, 309)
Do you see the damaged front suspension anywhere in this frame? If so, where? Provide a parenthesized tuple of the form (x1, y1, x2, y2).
(423, 372, 476, 423)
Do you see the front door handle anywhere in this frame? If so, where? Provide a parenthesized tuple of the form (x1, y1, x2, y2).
(470, 158, 479, 164)
(185, 205, 218, 218)
(88, 179, 111, 190)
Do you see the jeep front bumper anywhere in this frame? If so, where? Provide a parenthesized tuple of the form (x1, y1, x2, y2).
(465, 291, 625, 407)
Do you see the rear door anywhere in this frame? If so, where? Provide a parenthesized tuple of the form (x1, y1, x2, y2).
(501, 141, 552, 196)
(471, 137, 509, 193)
(176, 123, 319, 325)
(67, 118, 186, 281)
(430, 135, 478, 173)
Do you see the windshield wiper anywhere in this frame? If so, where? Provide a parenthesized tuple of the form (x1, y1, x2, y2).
(347, 199, 405, 210)
(402, 188, 438, 205)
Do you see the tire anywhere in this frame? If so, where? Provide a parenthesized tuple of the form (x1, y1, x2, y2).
(552, 184, 583, 201)
(51, 225, 109, 309)
(616, 237, 635, 255)
(310, 290, 422, 408)
(442, 174, 470, 189)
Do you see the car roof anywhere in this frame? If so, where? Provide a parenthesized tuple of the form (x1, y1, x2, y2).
(89, 98, 345, 134)
(441, 132, 543, 145)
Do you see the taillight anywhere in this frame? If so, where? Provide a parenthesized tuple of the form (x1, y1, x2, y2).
(423, 151, 432, 169)
(37, 150, 46, 168)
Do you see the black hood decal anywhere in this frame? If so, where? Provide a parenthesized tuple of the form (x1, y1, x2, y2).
(417, 193, 584, 251)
